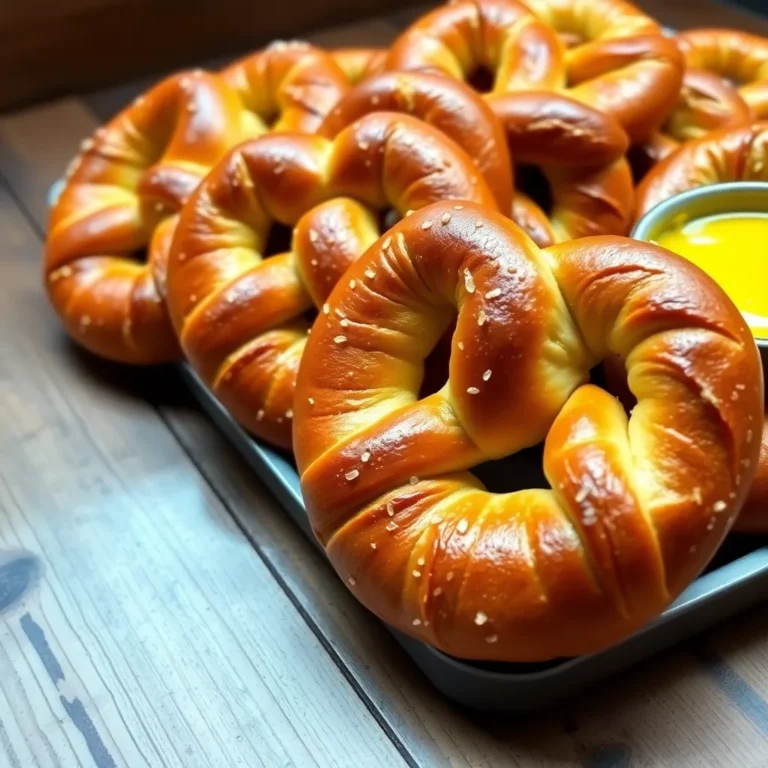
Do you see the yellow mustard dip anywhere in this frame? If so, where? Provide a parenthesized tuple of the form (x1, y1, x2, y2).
(656, 212, 768, 340)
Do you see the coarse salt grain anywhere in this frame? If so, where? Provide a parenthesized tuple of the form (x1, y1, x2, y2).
(413, 570, 421, 578)
(441, 212, 451, 225)
(433, 587, 442, 597)
(387, 502, 395, 516)
(361, 451, 371, 463)
(412, 618, 421, 626)
(475, 611, 488, 625)
(323, 303, 330, 315)
(256, 410, 265, 421)
(371, 542, 377, 549)
(485, 288, 501, 299)
(713, 500, 727, 513)
(410, 476, 419, 485)
(349, 279, 357, 289)
(386, 521, 398, 531)
(457, 519, 468, 533)
(475, 221, 483, 229)
(348, 577, 356, 586)
(477, 311, 487, 326)
(340, 318, 350, 327)
(482, 369, 492, 381)
(422, 220, 433, 230)
(463, 268, 476, 294)
(467, 387, 480, 395)
(458, 341, 465, 351)
(417, 557, 425, 566)
(364, 268, 376, 279)
(308, 397, 315, 405)
(334, 335, 348, 344)
(453, 205, 464, 210)
(345, 469, 360, 481)
(485, 634, 498, 644)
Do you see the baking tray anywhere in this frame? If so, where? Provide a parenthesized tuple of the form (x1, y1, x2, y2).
(47, 166, 768, 712)
(178, 363, 768, 712)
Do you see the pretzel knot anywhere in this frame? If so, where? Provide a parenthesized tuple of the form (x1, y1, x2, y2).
(331, 48, 387, 84)
(636, 122, 768, 535)
(166, 113, 497, 449)
(386, 0, 683, 145)
(677, 29, 768, 121)
(293, 201, 762, 662)
(45, 71, 254, 364)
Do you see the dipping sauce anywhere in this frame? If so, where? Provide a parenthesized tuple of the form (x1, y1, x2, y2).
(656, 212, 768, 339)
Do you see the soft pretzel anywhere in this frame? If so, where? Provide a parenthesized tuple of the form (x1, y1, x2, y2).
(221, 40, 350, 133)
(322, 68, 634, 245)
(677, 29, 768, 121)
(636, 69, 752, 174)
(332, 48, 388, 84)
(166, 113, 497, 449)
(386, 0, 683, 144)
(320, 70, 513, 212)
(45, 71, 254, 364)
(636, 123, 768, 534)
(293, 201, 762, 662)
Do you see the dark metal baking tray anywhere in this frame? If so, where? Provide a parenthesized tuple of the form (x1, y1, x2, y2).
(179, 363, 768, 712)
(47, 178, 768, 712)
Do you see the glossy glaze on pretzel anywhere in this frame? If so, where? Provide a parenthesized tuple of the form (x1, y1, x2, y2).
(323, 60, 634, 244)
(222, 40, 350, 133)
(636, 122, 768, 534)
(678, 29, 768, 121)
(386, 0, 683, 144)
(45, 71, 254, 364)
(166, 113, 497, 448)
(293, 201, 762, 661)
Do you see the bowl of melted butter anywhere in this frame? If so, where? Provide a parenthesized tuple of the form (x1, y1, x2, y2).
(633, 182, 768, 362)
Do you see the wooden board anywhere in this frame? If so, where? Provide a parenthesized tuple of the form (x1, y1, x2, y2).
(4, 6, 768, 768)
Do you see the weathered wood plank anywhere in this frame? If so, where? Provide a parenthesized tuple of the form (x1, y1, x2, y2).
(0, 182, 407, 767)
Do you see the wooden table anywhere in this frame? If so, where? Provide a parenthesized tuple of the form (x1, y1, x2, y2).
(3, 3, 768, 766)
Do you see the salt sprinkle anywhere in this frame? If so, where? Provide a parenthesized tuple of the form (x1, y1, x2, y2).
(446, 571, 454, 581)
(457, 519, 469, 534)
(422, 220, 433, 230)
(308, 397, 315, 405)
(256, 410, 265, 421)
(453, 205, 464, 210)
(413, 570, 422, 578)
(334, 335, 348, 344)
(474, 611, 488, 626)
(463, 268, 476, 294)
(386, 521, 399, 531)
(485, 634, 498, 644)
(713, 500, 727, 513)
(467, 387, 480, 395)
(310, 259, 318, 267)
(348, 577, 356, 586)
(477, 310, 487, 326)
(458, 341, 465, 351)
(285, 409, 293, 420)
(382, 236, 392, 250)
(417, 557, 425, 566)
(485, 288, 501, 299)
(747, 429, 753, 443)
(410, 476, 419, 485)
(323, 303, 330, 315)
(387, 502, 395, 516)
(482, 369, 492, 381)
(361, 451, 371, 463)
(474, 221, 483, 229)
(349, 279, 357, 289)
(345, 469, 360, 481)
(371, 542, 377, 549)
(309, 229, 319, 243)
(433, 587, 443, 597)
(575, 487, 589, 503)
(340, 318, 350, 327)
(441, 212, 452, 225)
(364, 268, 376, 279)
(413, 618, 422, 626)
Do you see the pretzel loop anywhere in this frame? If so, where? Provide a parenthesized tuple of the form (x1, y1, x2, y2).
(167, 113, 496, 447)
(45, 71, 253, 364)
(294, 201, 762, 661)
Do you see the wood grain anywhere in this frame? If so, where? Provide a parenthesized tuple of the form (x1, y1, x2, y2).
(0, 182, 406, 766)
(4, 5, 768, 766)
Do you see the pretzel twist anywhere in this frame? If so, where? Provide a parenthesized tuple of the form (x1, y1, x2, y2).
(678, 29, 768, 121)
(166, 113, 497, 448)
(293, 201, 762, 661)
(331, 48, 388, 84)
(221, 40, 351, 133)
(45, 71, 254, 364)
(636, 122, 768, 533)
(386, 0, 683, 144)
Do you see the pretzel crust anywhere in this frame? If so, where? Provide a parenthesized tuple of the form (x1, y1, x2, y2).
(45, 71, 253, 364)
(293, 201, 762, 661)
(636, 122, 768, 534)
(166, 113, 497, 448)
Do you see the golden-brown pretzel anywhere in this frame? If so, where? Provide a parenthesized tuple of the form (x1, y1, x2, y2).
(320, 70, 514, 213)
(293, 201, 762, 662)
(636, 123, 768, 534)
(221, 40, 351, 133)
(636, 69, 752, 174)
(678, 29, 768, 121)
(386, 0, 683, 144)
(166, 113, 497, 448)
(321, 67, 634, 245)
(331, 48, 388, 84)
(45, 71, 254, 364)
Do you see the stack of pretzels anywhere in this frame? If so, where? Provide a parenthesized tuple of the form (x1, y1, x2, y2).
(44, 0, 768, 662)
